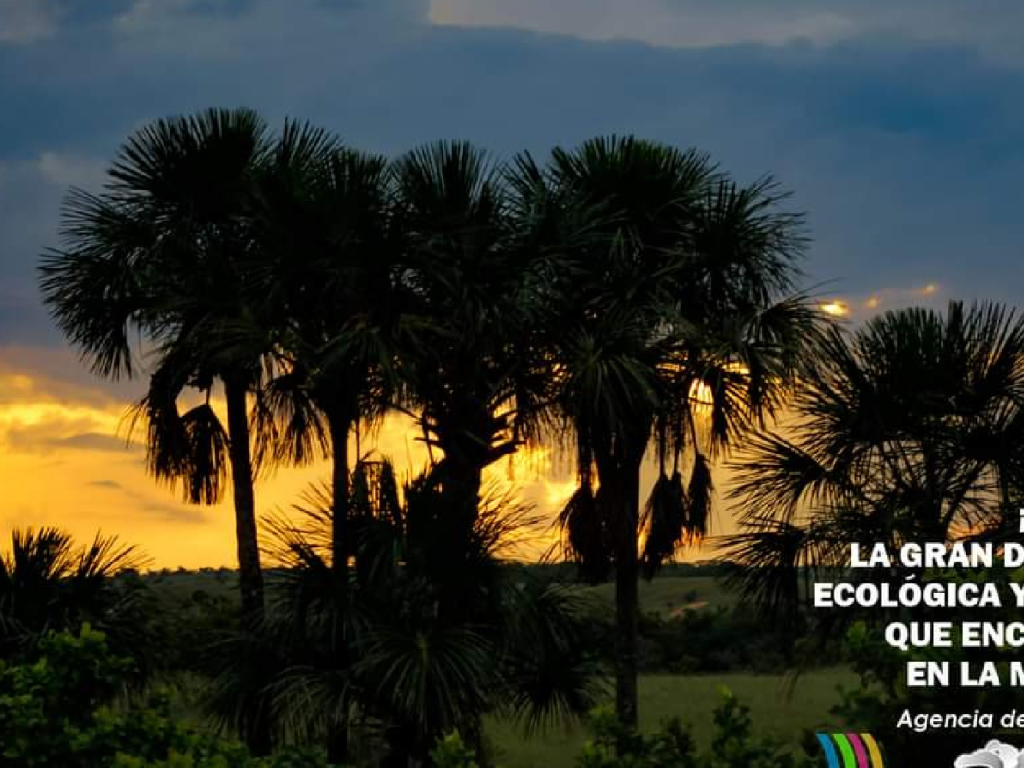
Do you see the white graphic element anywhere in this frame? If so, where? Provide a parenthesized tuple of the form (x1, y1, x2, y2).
(954, 741, 1024, 768)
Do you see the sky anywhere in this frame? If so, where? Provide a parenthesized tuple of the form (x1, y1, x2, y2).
(0, 0, 1021, 568)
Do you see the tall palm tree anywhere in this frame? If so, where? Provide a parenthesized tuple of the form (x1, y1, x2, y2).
(39, 108, 277, 624)
(389, 142, 557, 552)
(253, 120, 400, 575)
(531, 136, 823, 728)
(725, 300, 1024, 617)
(249, 121, 404, 763)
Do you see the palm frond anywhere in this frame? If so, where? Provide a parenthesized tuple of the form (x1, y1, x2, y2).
(499, 581, 608, 734)
(558, 484, 613, 584)
(38, 189, 156, 379)
(356, 624, 494, 741)
(640, 471, 687, 579)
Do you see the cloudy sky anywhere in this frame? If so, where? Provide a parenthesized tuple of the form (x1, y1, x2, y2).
(0, 0, 1020, 567)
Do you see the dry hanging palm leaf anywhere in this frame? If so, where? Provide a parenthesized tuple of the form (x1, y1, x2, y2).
(180, 403, 231, 505)
(641, 471, 687, 579)
(558, 484, 612, 583)
(686, 452, 714, 544)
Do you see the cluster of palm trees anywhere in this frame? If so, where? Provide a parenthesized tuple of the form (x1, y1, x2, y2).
(38, 106, 830, 761)
(34, 105, 1024, 765)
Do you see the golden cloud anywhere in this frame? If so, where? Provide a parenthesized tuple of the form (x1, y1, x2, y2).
(0, 345, 756, 568)
(817, 282, 944, 322)
(819, 300, 850, 317)
(858, 282, 943, 316)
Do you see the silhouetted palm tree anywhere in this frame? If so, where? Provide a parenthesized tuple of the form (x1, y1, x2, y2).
(250, 119, 405, 763)
(389, 142, 558, 552)
(39, 108, 277, 624)
(529, 136, 823, 728)
(227, 460, 605, 767)
(725, 300, 1024, 619)
(254, 120, 402, 563)
(0, 527, 147, 663)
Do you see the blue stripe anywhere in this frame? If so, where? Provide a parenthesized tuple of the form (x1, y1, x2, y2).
(818, 733, 841, 768)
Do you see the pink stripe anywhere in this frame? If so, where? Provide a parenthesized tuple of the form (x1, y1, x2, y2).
(846, 733, 869, 768)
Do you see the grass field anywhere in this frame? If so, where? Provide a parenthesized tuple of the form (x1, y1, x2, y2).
(576, 575, 738, 615)
(486, 669, 855, 768)
(147, 568, 847, 767)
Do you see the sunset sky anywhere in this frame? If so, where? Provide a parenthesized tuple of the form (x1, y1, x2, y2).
(1, 0, 1022, 567)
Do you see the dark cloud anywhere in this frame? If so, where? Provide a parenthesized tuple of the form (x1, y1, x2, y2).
(429, 0, 1024, 64)
(139, 502, 208, 525)
(0, 346, 145, 406)
(0, 0, 1022, 363)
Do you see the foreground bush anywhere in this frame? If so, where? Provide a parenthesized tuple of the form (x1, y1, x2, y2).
(583, 693, 807, 768)
(427, 692, 811, 768)
(573, 692, 811, 768)
(0, 626, 337, 768)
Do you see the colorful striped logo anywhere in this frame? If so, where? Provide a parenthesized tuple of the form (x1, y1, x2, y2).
(817, 733, 884, 768)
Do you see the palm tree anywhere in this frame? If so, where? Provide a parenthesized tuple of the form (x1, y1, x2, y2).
(530, 136, 823, 728)
(39, 108, 278, 624)
(0, 527, 147, 663)
(240, 460, 605, 767)
(249, 120, 403, 763)
(725, 300, 1024, 618)
(252, 121, 400, 576)
(389, 142, 558, 550)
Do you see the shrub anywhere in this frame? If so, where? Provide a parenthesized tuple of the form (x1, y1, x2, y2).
(575, 705, 697, 768)
(572, 692, 808, 768)
(705, 689, 805, 768)
(634, 606, 807, 675)
(430, 732, 480, 768)
(0, 626, 338, 768)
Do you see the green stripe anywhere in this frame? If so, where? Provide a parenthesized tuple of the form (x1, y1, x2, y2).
(835, 734, 858, 768)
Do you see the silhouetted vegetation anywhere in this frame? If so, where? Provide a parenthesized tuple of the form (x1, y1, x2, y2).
(29, 105, 1023, 766)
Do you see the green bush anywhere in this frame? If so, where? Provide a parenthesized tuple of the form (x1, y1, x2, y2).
(0, 626, 338, 768)
(429, 732, 481, 768)
(576, 705, 696, 768)
(705, 690, 806, 768)
(633, 607, 807, 675)
(572, 691, 808, 768)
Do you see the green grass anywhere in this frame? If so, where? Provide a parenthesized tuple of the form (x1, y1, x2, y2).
(485, 668, 855, 768)
(576, 575, 739, 615)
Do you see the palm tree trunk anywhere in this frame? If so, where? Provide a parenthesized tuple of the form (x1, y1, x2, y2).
(439, 428, 485, 529)
(327, 410, 352, 765)
(224, 378, 264, 622)
(613, 458, 642, 732)
(225, 377, 271, 758)
(432, 434, 484, 629)
(450, 454, 483, 529)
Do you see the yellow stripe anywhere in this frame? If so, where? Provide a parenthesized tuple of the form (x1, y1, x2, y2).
(862, 734, 884, 768)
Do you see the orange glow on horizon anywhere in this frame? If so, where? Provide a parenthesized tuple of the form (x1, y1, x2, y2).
(0, 349, 748, 569)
